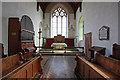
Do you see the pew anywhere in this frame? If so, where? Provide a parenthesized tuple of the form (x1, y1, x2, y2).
(89, 46, 106, 61)
(0, 54, 43, 79)
(21, 41, 36, 60)
(85, 32, 92, 60)
(1, 54, 20, 77)
(109, 43, 120, 60)
(75, 53, 120, 80)
(9, 56, 42, 79)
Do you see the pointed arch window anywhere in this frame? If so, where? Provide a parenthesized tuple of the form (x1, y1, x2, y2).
(51, 7, 68, 38)
(79, 16, 84, 41)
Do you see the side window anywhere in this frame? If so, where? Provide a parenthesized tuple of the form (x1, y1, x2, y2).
(79, 16, 84, 41)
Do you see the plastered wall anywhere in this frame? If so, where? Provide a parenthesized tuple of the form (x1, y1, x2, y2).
(76, 2, 118, 56)
(2, 2, 43, 55)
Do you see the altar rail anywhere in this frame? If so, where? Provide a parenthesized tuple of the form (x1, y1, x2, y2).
(37, 46, 84, 53)
(75, 53, 120, 80)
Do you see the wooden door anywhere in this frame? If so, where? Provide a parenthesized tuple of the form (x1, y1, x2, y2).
(85, 32, 92, 60)
(8, 18, 21, 56)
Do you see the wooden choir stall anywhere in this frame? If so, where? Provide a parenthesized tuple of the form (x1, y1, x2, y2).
(0, 15, 43, 79)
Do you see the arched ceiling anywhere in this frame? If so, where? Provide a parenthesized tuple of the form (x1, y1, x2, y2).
(37, 2, 82, 19)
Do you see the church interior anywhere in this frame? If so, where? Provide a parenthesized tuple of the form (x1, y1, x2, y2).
(0, 1, 120, 80)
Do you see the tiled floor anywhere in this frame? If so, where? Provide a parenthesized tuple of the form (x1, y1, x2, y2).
(40, 56, 77, 79)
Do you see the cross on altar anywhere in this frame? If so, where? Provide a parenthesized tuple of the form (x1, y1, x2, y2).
(38, 28, 42, 53)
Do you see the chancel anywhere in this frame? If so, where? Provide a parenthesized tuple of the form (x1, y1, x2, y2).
(0, 1, 120, 80)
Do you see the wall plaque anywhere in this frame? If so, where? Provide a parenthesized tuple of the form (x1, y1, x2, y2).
(99, 26, 110, 40)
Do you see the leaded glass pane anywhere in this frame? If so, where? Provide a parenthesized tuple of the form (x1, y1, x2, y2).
(51, 7, 67, 38)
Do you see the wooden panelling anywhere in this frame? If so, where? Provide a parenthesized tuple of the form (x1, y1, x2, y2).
(111, 43, 120, 60)
(25, 64, 33, 79)
(65, 38, 74, 47)
(54, 35, 65, 43)
(46, 38, 54, 46)
(94, 53, 120, 76)
(8, 18, 21, 56)
(85, 32, 92, 60)
(46, 38, 74, 47)
(11, 54, 20, 65)
(10, 67, 26, 78)
(1, 50, 39, 78)
(24, 51, 34, 60)
(2, 56, 43, 79)
(33, 58, 39, 77)
(21, 41, 34, 50)
(2, 54, 20, 76)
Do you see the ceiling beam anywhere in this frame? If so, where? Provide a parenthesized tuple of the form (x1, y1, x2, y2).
(37, 2, 82, 19)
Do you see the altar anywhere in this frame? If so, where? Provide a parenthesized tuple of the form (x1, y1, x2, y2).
(51, 43, 67, 49)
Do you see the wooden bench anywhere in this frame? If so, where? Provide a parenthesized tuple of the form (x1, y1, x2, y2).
(21, 41, 36, 60)
(9, 56, 42, 79)
(92, 53, 120, 77)
(75, 53, 120, 80)
(1, 54, 20, 77)
(110, 43, 120, 60)
(1, 54, 43, 79)
(89, 46, 106, 61)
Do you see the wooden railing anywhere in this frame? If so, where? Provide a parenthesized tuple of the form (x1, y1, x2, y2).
(37, 46, 84, 53)
(64, 47, 84, 53)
